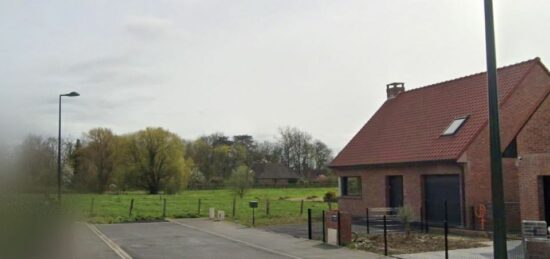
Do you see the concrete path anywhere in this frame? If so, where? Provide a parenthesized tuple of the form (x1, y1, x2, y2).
(259, 223, 391, 240)
(395, 240, 524, 259)
(93, 218, 387, 259)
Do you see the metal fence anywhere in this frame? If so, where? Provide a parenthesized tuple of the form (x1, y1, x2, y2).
(302, 203, 538, 259)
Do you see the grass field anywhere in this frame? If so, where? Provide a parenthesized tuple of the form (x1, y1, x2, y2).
(65, 187, 337, 226)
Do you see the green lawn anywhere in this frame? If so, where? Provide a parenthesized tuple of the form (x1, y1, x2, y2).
(64, 187, 337, 226)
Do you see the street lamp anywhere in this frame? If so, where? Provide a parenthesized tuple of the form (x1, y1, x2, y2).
(483, 0, 507, 257)
(58, 91, 79, 203)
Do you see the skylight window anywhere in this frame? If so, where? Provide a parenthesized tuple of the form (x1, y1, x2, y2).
(442, 116, 468, 136)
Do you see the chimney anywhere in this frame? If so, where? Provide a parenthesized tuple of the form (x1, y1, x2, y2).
(386, 82, 405, 99)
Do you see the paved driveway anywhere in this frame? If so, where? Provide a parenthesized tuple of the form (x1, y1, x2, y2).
(97, 222, 284, 259)
(94, 219, 387, 259)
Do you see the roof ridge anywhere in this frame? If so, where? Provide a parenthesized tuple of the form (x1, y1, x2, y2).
(454, 58, 540, 159)
(402, 57, 540, 94)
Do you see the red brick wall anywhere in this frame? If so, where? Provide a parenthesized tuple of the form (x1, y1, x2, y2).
(336, 162, 463, 222)
(459, 63, 550, 229)
(517, 81, 550, 221)
(325, 210, 352, 245)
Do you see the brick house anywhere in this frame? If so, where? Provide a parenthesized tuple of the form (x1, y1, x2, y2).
(329, 58, 550, 230)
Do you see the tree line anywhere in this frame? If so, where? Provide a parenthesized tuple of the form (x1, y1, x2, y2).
(11, 126, 333, 194)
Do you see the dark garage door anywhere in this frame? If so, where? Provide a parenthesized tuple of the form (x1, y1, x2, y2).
(424, 175, 461, 226)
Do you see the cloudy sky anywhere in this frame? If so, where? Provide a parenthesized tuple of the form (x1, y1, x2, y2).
(1, 0, 549, 151)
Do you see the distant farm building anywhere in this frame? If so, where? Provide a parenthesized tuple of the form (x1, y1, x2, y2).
(252, 162, 300, 186)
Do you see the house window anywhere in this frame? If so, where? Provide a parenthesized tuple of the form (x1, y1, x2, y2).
(341, 176, 361, 196)
(442, 116, 468, 136)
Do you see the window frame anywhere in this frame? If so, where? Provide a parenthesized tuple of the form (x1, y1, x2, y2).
(340, 176, 362, 197)
(441, 116, 469, 136)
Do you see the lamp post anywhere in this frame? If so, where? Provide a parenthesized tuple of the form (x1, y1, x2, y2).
(58, 91, 79, 203)
(483, 0, 507, 258)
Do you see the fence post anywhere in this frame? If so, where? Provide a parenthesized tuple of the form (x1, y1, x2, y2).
(383, 215, 388, 256)
(266, 199, 270, 216)
(307, 208, 312, 240)
(444, 201, 449, 259)
(128, 198, 134, 218)
(232, 196, 236, 217)
(420, 206, 424, 233)
(471, 205, 476, 230)
(252, 207, 255, 226)
(366, 208, 370, 234)
(337, 210, 341, 246)
(197, 198, 201, 215)
(162, 198, 167, 218)
(300, 200, 304, 215)
(424, 205, 429, 233)
(321, 210, 326, 243)
(90, 198, 95, 216)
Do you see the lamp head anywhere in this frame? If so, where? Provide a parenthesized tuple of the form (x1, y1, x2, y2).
(62, 91, 80, 97)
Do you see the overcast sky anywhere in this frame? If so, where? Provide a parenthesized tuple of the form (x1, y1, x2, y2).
(1, 0, 549, 151)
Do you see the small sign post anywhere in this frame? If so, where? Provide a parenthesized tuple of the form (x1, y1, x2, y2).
(249, 200, 258, 226)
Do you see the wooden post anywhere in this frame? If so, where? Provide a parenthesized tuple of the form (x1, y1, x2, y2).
(128, 198, 134, 218)
(197, 198, 201, 215)
(90, 198, 95, 216)
(162, 198, 167, 218)
(232, 196, 236, 217)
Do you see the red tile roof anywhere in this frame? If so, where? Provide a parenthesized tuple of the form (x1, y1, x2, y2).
(330, 58, 544, 167)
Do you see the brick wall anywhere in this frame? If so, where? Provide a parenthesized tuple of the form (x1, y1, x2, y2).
(336, 162, 463, 221)
(459, 63, 550, 229)
(325, 210, 352, 245)
(516, 68, 550, 221)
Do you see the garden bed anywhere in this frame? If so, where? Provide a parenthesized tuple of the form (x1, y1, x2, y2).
(350, 232, 490, 255)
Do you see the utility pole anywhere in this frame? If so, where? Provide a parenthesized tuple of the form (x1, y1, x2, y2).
(483, 1, 508, 258)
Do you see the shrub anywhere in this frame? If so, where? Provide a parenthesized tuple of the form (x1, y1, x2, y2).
(226, 165, 254, 198)
(397, 206, 414, 237)
(323, 191, 337, 210)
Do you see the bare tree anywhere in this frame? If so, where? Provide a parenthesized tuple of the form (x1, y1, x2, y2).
(310, 140, 333, 169)
(277, 127, 313, 177)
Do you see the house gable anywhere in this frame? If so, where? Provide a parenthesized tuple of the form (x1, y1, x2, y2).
(331, 58, 547, 168)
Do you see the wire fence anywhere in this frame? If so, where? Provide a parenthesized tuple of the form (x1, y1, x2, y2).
(67, 193, 334, 227)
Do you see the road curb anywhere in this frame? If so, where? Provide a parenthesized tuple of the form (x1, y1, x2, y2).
(86, 223, 133, 259)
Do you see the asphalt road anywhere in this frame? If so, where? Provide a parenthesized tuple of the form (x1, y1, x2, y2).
(73, 223, 122, 259)
(97, 222, 285, 259)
